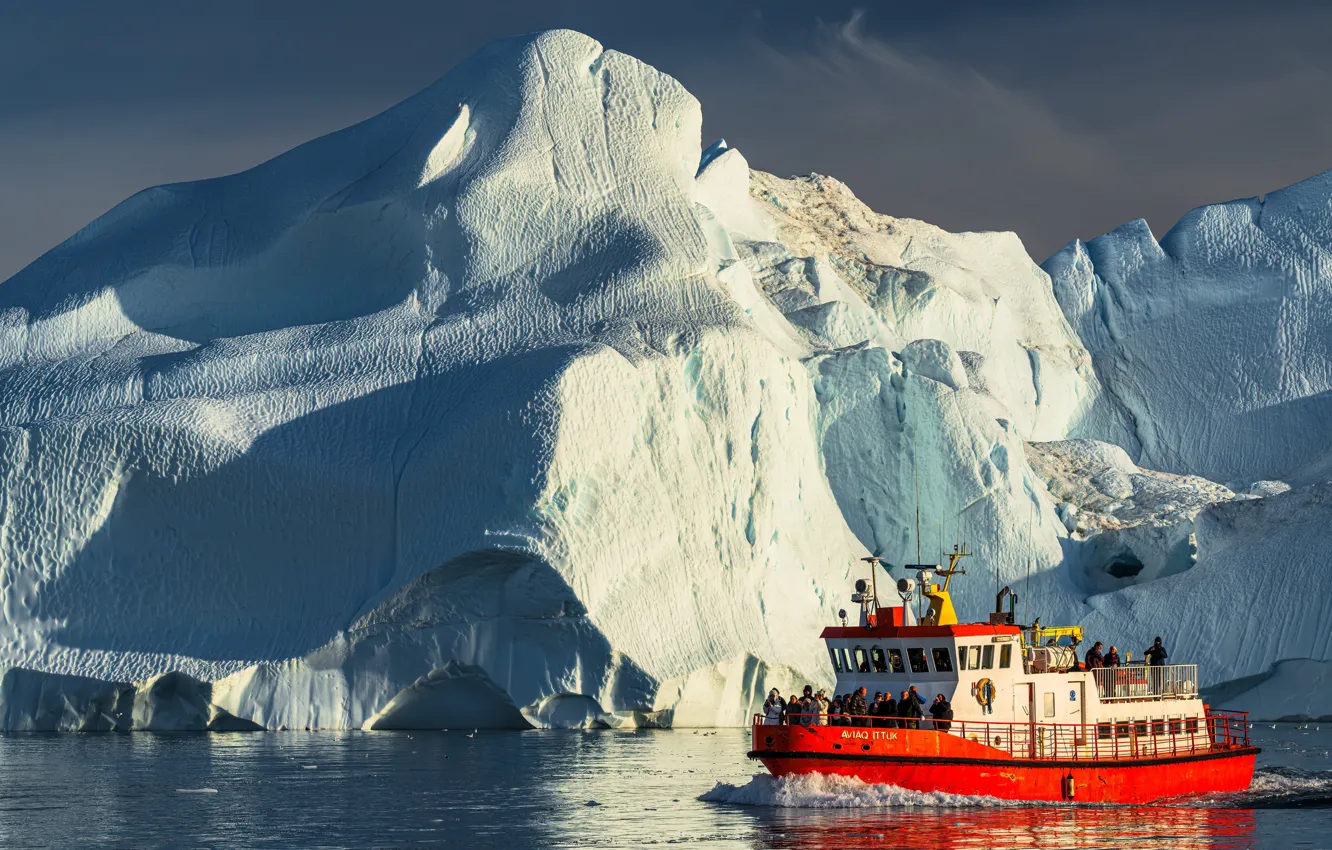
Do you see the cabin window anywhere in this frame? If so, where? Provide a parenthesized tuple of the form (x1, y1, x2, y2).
(838, 647, 851, 673)
(999, 644, 1013, 669)
(931, 647, 953, 673)
(981, 645, 995, 670)
(853, 646, 870, 673)
(1115, 722, 1131, 738)
(957, 645, 969, 671)
(871, 647, 888, 673)
(1169, 718, 1183, 734)
(1043, 693, 1056, 718)
(828, 647, 842, 672)
(967, 646, 982, 670)
(1135, 720, 1148, 737)
(887, 648, 906, 674)
(1185, 718, 1199, 734)
(1096, 723, 1112, 740)
(1151, 719, 1166, 736)
(906, 648, 930, 674)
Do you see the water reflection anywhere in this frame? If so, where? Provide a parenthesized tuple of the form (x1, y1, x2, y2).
(0, 726, 1320, 847)
(745, 806, 1256, 850)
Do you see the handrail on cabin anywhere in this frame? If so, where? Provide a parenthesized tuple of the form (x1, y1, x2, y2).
(752, 707, 1250, 761)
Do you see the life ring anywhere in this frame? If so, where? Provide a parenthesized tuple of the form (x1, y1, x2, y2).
(974, 678, 996, 712)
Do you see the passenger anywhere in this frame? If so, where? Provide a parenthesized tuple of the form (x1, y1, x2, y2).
(898, 688, 923, 729)
(929, 694, 954, 732)
(811, 688, 831, 726)
(869, 692, 885, 727)
(763, 689, 785, 725)
(828, 698, 844, 726)
(1085, 641, 1105, 670)
(848, 686, 869, 726)
(882, 692, 899, 728)
(1105, 646, 1122, 667)
(1145, 637, 1169, 666)
(784, 694, 801, 724)
(799, 685, 815, 726)
(906, 686, 926, 718)
(1046, 638, 1057, 646)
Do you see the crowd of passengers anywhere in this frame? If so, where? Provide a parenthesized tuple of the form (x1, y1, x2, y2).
(1081, 636, 1169, 669)
(762, 685, 953, 729)
(762, 637, 1173, 729)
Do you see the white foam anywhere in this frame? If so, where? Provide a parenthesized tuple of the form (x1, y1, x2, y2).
(699, 772, 1013, 808)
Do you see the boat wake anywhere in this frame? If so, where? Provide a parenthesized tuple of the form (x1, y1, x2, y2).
(702, 767, 1332, 811)
(699, 773, 1014, 808)
(1186, 766, 1332, 809)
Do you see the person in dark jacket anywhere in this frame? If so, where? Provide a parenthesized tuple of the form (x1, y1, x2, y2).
(1104, 646, 1122, 667)
(907, 686, 925, 711)
(1085, 641, 1105, 670)
(827, 697, 845, 726)
(847, 686, 869, 725)
(1144, 637, 1169, 666)
(797, 685, 815, 726)
(882, 693, 899, 728)
(783, 694, 800, 724)
(897, 688, 923, 729)
(929, 694, 953, 732)
(869, 692, 885, 727)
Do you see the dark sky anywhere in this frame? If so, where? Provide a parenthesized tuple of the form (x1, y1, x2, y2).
(4, 1, 1332, 281)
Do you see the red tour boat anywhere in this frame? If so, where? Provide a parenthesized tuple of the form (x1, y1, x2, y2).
(749, 550, 1258, 803)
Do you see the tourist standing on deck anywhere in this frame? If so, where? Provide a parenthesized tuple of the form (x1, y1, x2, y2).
(1105, 646, 1122, 667)
(812, 689, 831, 726)
(847, 686, 869, 726)
(763, 689, 785, 725)
(1145, 637, 1169, 666)
(929, 694, 953, 731)
(898, 689, 922, 729)
(881, 692, 899, 728)
(1085, 641, 1105, 669)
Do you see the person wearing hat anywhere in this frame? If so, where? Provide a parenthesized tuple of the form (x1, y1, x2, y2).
(763, 688, 785, 725)
(811, 688, 831, 726)
(798, 685, 814, 726)
(1144, 637, 1169, 667)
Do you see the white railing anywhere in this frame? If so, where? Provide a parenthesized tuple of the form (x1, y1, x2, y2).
(1093, 664, 1198, 701)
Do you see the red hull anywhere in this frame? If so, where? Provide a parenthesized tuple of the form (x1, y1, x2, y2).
(752, 723, 1257, 804)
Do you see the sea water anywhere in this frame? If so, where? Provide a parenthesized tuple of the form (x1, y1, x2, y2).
(0, 725, 1327, 848)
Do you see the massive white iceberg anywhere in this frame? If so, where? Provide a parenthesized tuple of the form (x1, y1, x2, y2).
(0, 29, 1329, 728)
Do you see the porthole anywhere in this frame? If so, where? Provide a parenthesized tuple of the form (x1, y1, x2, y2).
(861, 744, 871, 752)
(833, 743, 842, 750)
(765, 736, 774, 746)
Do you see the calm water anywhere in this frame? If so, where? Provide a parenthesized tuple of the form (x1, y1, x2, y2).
(0, 725, 1328, 848)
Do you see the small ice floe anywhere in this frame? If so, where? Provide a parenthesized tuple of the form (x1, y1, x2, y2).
(302, 765, 318, 770)
(176, 788, 219, 794)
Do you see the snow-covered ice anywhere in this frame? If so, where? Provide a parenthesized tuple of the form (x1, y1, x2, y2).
(0, 29, 1330, 727)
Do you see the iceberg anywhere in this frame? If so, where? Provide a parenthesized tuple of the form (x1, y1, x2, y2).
(0, 28, 1328, 726)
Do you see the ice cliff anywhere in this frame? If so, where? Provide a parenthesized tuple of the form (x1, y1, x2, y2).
(0, 29, 1329, 728)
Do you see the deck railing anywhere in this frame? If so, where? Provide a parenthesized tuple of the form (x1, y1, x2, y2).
(1092, 664, 1198, 702)
(761, 708, 1249, 762)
